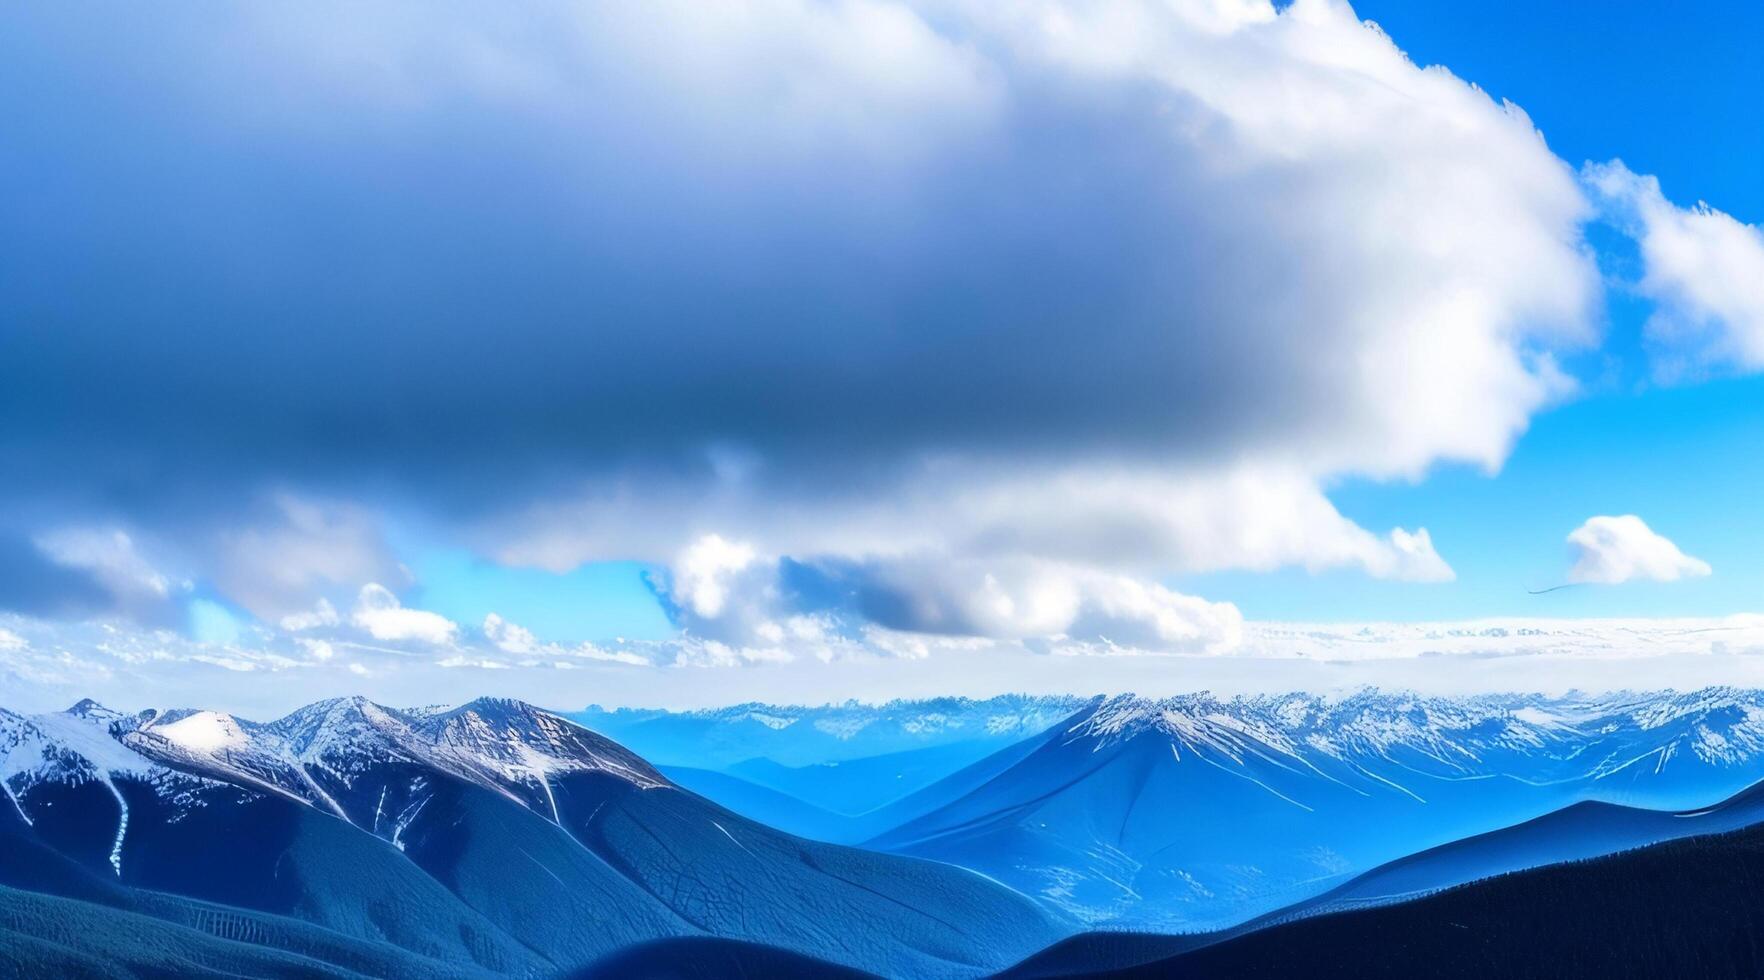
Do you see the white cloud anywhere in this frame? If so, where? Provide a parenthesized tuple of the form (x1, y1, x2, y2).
(484, 612, 654, 666)
(573, 644, 653, 667)
(295, 637, 335, 662)
(0, 627, 24, 652)
(652, 540, 1244, 654)
(279, 598, 341, 632)
(350, 583, 458, 644)
(466, 0, 1592, 614)
(516, 466, 1441, 654)
(6, 0, 1636, 663)
(212, 495, 401, 623)
(12, 610, 1764, 717)
(1586, 160, 1764, 376)
(1067, 573, 1245, 653)
(33, 527, 178, 601)
(670, 535, 759, 619)
(482, 613, 539, 655)
(1565, 515, 1711, 585)
(437, 655, 510, 670)
(12, 0, 1600, 643)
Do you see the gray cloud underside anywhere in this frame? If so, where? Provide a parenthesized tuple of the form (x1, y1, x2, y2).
(2, 0, 1590, 508)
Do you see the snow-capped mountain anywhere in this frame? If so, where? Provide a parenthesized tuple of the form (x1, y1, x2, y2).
(0, 695, 1066, 978)
(117, 695, 669, 826)
(872, 688, 1764, 930)
(15, 687, 1764, 971)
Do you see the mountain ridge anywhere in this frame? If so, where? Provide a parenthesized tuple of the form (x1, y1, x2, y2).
(0, 694, 1068, 978)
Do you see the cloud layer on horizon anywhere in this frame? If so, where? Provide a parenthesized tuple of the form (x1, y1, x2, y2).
(9, 609, 1764, 718)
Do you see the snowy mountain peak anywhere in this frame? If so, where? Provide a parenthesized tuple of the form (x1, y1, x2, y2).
(148, 711, 251, 753)
(109, 694, 670, 825)
(266, 696, 421, 764)
(423, 696, 666, 790)
(65, 698, 122, 723)
(1033, 688, 1764, 785)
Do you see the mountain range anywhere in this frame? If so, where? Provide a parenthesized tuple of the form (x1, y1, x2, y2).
(869, 688, 1764, 928)
(12, 687, 1764, 976)
(578, 688, 1764, 928)
(0, 696, 1065, 977)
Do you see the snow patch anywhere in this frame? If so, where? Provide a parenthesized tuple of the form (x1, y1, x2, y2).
(155, 712, 249, 753)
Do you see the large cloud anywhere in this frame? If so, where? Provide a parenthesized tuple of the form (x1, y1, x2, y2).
(0, 0, 1603, 650)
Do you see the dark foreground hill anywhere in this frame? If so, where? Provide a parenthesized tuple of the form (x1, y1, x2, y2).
(571, 937, 876, 980)
(1010, 821, 1764, 979)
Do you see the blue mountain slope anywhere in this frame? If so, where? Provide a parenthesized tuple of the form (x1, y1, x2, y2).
(660, 765, 854, 840)
(0, 786, 496, 978)
(660, 701, 1092, 844)
(0, 885, 366, 980)
(723, 740, 1041, 815)
(1309, 775, 1764, 910)
(551, 768, 1069, 979)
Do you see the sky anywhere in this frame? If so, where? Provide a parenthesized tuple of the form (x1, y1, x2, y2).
(3, 0, 1763, 714)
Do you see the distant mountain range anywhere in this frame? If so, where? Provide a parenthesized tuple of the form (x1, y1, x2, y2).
(598, 687, 1764, 928)
(12, 687, 1764, 976)
(0, 696, 1065, 977)
(872, 688, 1764, 928)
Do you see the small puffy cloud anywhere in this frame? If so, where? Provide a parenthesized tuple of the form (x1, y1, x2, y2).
(0, 627, 24, 652)
(295, 637, 335, 662)
(670, 535, 759, 619)
(279, 598, 341, 632)
(1586, 160, 1764, 376)
(482, 612, 539, 655)
(1379, 528, 1456, 584)
(1067, 574, 1245, 653)
(1565, 515, 1711, 585)
(350, 583, 458, 644)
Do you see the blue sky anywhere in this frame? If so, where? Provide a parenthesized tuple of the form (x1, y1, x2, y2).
(3, 0, 1764, 710)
